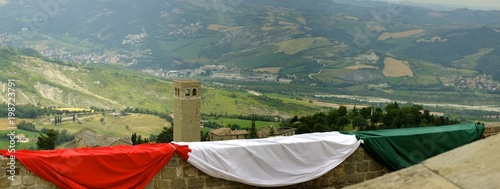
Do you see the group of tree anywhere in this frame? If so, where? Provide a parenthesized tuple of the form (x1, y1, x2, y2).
(15, 121, 75, 150)
(36, 128, 74, 149)
(203, 112, 277, 122)
(281, 102, 460, 134)
(130, 133, 149, 145)
(54, 116, 63, 125)
(130, 126, 174, 145)
(0, 103, 89, 119)
(123, 107, 173, 122)
(36, 129, 59, 150)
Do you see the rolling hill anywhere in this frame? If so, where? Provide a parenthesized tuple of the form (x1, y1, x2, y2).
(0, 47, 326, 118)
(1, 0, 500, 110)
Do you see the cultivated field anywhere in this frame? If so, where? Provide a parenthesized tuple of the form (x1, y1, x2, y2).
(261, 26, 274, 31)
(452, 48, 494, 69)
(383, 57, 414, 77)
(275, 37, 331, 55)
(377, 29, 425, 41)
(207, 24, 230, 31)
(55, 108, 93, 112)
(252, 67, 282, 73)
(296, 17, 307, 25)
(345, 65, 376, 70)
(0, 118, 34, 130)
(206, 24, 242, 32)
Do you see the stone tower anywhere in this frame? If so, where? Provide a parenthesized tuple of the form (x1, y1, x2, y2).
(173, 80, 201, 142)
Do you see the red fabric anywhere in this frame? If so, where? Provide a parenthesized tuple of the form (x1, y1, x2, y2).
(2, 144, 175, 189)
(171, 143, 191, 160)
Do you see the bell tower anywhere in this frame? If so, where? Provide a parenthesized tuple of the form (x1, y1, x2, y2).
(173, 80, 201, 142)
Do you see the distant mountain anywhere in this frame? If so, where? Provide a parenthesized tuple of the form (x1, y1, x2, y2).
(1, 0, 500, 96)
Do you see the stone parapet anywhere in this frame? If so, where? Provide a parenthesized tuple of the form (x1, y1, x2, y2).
(0, 147, 389, 189)
(483, 124, 500, 138)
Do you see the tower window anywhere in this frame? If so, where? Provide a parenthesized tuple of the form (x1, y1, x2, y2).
(185, 89, 190, 96)
(193, 88, 197, 96)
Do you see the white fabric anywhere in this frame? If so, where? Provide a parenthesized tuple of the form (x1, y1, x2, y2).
(175, 132, 361, 187)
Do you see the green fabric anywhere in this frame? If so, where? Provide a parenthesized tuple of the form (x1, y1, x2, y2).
(349, 123, 484, 171)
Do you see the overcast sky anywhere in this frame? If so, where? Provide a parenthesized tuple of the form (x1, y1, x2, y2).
(382, 0, 500, 10)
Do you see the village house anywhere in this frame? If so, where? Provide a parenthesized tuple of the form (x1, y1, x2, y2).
(208, 128, 249, 141)
(64, 128, 132, 148)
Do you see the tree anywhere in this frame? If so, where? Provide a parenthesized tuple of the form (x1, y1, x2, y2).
(137, 135, 142, 144)
(269, 126, 275, 136)
(352, 115, 368, 131)
(338, 106, 348, 117)
(296, 124, 311, 134)
(100, 117, 105, 124)
(312, 123, 328, 132)
(149, 134, 158, 142)
(37, 129, 59, 150)
(359, 107, 372, 119)
(249, 115, 258, 139)
(336, 116, 350, 131)
(156, 126, 173, 143)
(131, 133, 137, 145)
(290, 115, 299, 124)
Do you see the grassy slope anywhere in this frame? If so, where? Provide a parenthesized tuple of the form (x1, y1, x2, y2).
(33, 113, 170, 139)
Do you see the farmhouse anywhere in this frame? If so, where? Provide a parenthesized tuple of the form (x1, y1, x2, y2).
(208, 127, 249, 141)
(64, 127, 132, 148)
(16, 134, 30, 143)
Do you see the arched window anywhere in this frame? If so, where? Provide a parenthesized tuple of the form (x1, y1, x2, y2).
(185, 89, 190, 96)
(192, 88, 197, 96)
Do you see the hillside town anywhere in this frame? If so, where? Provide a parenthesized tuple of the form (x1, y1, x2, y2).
(444, 74, 500, 91)
(143, 65, 294, 83)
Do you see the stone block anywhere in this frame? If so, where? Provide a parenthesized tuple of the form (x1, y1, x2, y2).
(171, 179, 185, 189)
(187, 177, 205, 189)
(333, 164, 345, 176)
(28, 186, 58, 189)
(345, 163, 356, 174)
(369, 161, 385, 171)
(167, 159, 179, 167)
(161, 168, 177, 179)
(335, 175, 348, 185)
(319, 178, 332, 187)
(205, 176, 224, 187)
(179, 159, 191, 167)
(154, 179, 170, 189)
(183, 166, 198, 177)
(345, 150, 364, 162)
(0, 177, 11, 188)
(10, 176, 22, 187)
(356, 162, 369, 173)
(36, 177, 53, 186)
(346, 173, 365, 183)
(23, 176, 36, 186)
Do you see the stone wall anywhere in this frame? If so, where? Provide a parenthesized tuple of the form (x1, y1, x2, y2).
(0, 147, 389, 189)
(4, 125, 499, 189)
